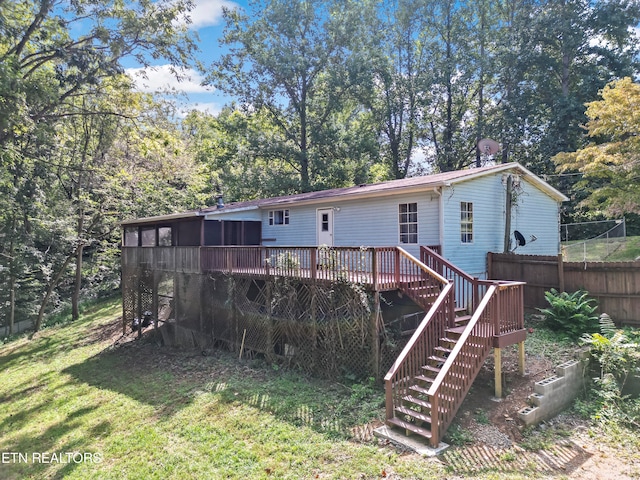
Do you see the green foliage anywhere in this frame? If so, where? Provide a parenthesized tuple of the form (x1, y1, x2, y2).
(444, 423, 474, 446)
(579, 322, 640, 428)
(538, 289, 599, 339)
(554, 78, 640, 218)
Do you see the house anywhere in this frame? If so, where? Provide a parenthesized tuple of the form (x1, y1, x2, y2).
(122, 162, 567, 278)
(120, 162, 567, 449)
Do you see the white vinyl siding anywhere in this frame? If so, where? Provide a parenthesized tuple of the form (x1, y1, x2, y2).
(442, 172, 562, 277)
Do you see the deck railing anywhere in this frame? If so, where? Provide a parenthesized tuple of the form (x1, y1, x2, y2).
(425, 282, 524, 446)
(122, 245, 448, 292)
(426, 284, 498, 446)
(420, 245, 491, 312)
(384, 283, 455, 420)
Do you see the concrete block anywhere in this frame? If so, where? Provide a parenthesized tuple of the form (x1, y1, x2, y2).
(518, 359, 586, 426)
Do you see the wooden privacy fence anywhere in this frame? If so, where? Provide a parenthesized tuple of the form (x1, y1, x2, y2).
(488, 253, 640, 326)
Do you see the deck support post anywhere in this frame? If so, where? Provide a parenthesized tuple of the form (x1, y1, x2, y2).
(518, 340, 526, 375)
(265, 280, 274, 362)
(370, 292, 380, 380)
(494, 347, 502, 398)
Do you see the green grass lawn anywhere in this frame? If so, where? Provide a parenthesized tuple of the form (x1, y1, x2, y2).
(562, 235, 640, 262)
(0, 299, 457, 480)
(3, 299, 637, 479)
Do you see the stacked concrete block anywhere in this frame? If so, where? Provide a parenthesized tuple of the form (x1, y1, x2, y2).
(518, 360, 586, 426)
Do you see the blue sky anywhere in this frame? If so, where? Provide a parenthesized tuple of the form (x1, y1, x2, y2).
(124, 0, 249, 116)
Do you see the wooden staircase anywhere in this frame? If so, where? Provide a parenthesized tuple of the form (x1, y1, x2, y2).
(385, 248, 525, 448)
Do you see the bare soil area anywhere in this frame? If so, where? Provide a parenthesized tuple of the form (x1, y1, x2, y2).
(445, 345, 640, 479)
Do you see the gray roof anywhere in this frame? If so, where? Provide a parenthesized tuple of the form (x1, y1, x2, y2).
(122, 162, 567, 225)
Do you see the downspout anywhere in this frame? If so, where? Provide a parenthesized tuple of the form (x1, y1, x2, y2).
(437, 186, 445, 255)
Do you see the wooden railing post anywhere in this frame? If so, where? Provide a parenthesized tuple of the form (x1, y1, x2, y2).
(265, 247, 270, 277)
(372, 248, 378, 291)
(494, 287, 502, 335)
(226, 248, 232, 274)
(310, 248, 317, 280)
(473, 278, 479, 310)
(430, 395, 439, 447)
(394, 248, 401, 286)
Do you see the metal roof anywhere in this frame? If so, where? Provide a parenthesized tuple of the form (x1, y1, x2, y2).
(122, 162, 568, 225)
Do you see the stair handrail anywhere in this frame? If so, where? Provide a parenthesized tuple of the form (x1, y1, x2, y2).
(397, 247, 449, 285)
(426, 284, 498, 446)
(420, 246, 476, 284)
(384, 283, 455, 420)
(420, 246, 494, 311)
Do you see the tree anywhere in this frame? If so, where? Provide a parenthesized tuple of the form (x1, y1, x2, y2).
(208, 0, 376, 192)
(362, 0, 433, 179)
(0, 0, 199, 332)
(520, 0, 640, 173)
(554, 77, 640, 217)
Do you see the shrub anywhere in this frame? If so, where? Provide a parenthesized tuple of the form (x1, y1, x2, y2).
(579, 317, 640, 428)
(538, 289, 599, 339)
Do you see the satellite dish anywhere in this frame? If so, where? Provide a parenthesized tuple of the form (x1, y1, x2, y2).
(477, 138, 501, 155)
(514, 230, 526, 247)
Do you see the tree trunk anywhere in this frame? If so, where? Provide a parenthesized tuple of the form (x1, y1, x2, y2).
(34, 253, 75, 332)
(72, 210, 84, 321)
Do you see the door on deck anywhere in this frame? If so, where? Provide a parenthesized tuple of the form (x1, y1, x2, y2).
(317, 208, 334, 246)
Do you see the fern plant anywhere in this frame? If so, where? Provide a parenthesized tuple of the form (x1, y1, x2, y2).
(580, 315, 640, 427)
(538, 288, 599, 339)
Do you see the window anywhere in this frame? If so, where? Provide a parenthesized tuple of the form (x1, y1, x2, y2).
(141, 227, 156, 247)
(461, 202, 473, 243)
(124, 227, 138, 246)
(321, 213, 329, 232)
(268, 209, 290, 226)
(158, 227, 172, 246)
(399, 203, 418, 244)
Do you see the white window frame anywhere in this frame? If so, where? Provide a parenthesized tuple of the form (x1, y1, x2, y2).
(268, 209, 290, 226)
(460, 201, 473, 244)
(398, 203, 418, 244)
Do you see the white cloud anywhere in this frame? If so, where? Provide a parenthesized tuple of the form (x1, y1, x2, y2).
(126, 65, 212, 94)
(179, 102, 223, 117)
(178, 0, 239, 29)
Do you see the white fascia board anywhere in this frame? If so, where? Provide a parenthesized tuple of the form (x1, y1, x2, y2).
(121, 211, 202, 226)
(261, 185, 440, 208)
(203, 205, 260, 219)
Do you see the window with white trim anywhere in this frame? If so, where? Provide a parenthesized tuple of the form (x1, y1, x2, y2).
(399, 203, 418, 244)
(268, 209, 290, 226)
(460, 202, 473, 243)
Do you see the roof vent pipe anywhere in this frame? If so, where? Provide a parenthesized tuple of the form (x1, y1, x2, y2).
(216, 194, 224, 209)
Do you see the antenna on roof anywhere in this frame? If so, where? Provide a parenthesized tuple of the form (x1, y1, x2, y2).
(477, 138, 501, 156)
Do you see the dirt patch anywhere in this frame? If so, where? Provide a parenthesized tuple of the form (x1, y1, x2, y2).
(441, 346, 640, 479)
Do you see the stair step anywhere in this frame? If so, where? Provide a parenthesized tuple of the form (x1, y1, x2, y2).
(422, 365, 441, 374)
(387, 417, 432, 439)
(434, 346, 453, 354)
(415, 374, 436, 385)
(402, 394, 431, 409)
(455, 307, 467, 314)
(409, 384, 431, 396)
(394, 405, 432, 424)
(428, 355, 448, 364)
(445, 326, 466, 337)
(455, 315, 472, 325)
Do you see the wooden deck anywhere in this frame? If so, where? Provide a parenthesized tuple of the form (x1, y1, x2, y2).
(121, 244, 526, 448)
(122, 245, 447, 292)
